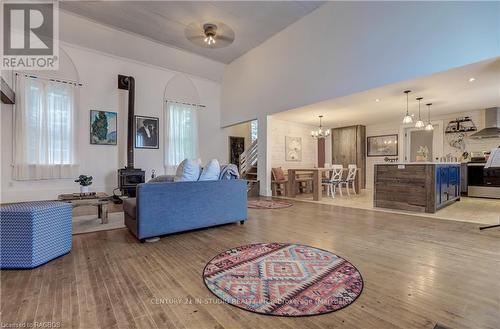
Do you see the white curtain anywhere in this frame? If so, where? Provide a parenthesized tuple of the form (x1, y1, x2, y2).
(13, 75, 79, 180)
(165, 102, 199, 174)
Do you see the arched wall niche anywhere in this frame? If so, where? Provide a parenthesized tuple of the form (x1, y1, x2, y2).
(17, 46, 79, 82)
(164, 73, 200, 105)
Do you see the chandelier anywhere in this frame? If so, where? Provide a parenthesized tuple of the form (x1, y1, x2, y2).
(311, 115, 330, 139)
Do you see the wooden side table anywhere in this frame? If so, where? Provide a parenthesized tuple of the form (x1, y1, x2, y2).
(58, 192, 110, 224)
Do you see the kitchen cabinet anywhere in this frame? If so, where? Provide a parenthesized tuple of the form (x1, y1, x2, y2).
(436, 164, 460, 209)
(460, 163, 468, 194)
(331, 125, 366, 191)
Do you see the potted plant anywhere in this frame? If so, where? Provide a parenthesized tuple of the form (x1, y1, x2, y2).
(75, 175, 93, 194)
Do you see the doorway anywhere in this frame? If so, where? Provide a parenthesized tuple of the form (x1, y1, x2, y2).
(403, 121, 443, 162)
(223, 119, 258, 169)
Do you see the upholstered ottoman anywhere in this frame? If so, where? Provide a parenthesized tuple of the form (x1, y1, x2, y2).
(0, 201, 72, 269)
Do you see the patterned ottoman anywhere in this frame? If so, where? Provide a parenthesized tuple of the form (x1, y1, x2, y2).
(1, 201, 72, 269)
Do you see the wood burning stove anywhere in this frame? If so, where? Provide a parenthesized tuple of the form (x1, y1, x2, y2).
(118, 168, 144, 197)
(117, 75, 144, 197)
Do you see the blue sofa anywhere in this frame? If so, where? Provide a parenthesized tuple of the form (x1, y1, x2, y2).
(123, 179, 247, 241)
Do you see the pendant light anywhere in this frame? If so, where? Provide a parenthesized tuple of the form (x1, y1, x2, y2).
(402, 90, 413, 124)
(425, 103, 434, 131)
(415, 97, 425, 128)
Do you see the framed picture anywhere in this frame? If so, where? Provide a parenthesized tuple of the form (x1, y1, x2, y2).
(229, 136, 245, 169)
(367, 134, 398, 157)
(90, 110, 117, 145)
(285, 136, 302, 161)
(135, 115, 159, 149)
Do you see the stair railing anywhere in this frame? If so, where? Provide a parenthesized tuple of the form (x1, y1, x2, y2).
(239, 139, 258, 176)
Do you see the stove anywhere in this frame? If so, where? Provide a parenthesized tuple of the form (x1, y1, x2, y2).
(467, 162, 500, 199)
(118, 168, 144, 197)
(117, 74, 145, 197)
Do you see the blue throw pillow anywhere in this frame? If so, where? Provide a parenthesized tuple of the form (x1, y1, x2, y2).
(175, 159, 201, 181)
(199, 159, 220, 181)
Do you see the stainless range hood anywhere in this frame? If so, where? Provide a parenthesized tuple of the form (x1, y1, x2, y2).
(470, 107, 500, 139)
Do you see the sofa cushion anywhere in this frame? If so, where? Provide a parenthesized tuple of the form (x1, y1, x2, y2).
(199, 159, 221, 181)
(123, 198, 136, 218)
(175, 159, 201, 181)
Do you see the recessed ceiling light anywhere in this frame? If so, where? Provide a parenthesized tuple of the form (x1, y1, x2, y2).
(469, 77, 476, 82)
(375, 98, 381, 102)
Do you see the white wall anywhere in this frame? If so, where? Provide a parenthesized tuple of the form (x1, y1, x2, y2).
(365, 109, 500, 189)
(221, 1, 499, 127)
(1, 42, 225, 203)
(269, 118, 318, 170)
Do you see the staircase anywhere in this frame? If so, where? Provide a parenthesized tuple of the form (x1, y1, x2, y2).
(239, 139, 259, 196)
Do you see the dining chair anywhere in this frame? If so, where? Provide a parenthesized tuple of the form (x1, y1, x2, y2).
(340, 164, 357, 196)
(296, 173, 313, 194)
(271, 167, 287, 196)
(323, 163, 332, 181)
(322, 165, 344, 198)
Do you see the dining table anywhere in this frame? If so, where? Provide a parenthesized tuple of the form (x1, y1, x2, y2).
(287, 167, 360, 201)
(287, 168, 332, 201)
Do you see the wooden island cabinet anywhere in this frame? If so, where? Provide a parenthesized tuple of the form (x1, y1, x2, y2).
(374, 163, 460, 213)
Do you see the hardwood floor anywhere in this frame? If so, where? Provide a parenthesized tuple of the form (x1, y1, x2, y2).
(1, 200, 499, 329)
(287, 189, 500, 225)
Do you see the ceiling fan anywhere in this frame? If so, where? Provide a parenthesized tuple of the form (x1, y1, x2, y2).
(185, 22, 235, 49)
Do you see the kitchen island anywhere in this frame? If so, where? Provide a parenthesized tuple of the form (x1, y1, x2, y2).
(374, 163, 460, 213)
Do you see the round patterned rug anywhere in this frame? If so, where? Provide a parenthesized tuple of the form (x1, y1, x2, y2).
(203, 243, 363, 317)
(247, 199, 293, 209)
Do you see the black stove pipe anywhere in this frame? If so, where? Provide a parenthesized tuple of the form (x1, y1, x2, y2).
(118, 75, 135, 169)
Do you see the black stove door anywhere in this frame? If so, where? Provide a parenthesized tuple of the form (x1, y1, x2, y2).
(484, 168, 500, 187)
(468, 165, 485, 186)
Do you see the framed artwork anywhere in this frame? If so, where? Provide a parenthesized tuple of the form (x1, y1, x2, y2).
(135, 115, 159, 149)
(285, 136, 302, 161)
(367, 134, 398, 157)
(90, 110, 117, 145)
(229, 136, 245, 169)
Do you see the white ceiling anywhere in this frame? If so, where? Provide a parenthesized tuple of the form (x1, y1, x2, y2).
(59, 1, 325, 64)
(272, 58, 500, 127)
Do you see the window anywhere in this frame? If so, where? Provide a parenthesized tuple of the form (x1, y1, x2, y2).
(250, 119, 258, 142)
(13, 75, 79, 180)
(165, 102, 199, 173)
